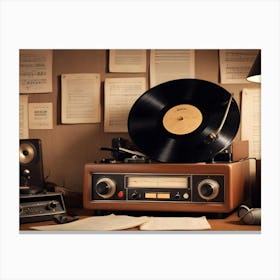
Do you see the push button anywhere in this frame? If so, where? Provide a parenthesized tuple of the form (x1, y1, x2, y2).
(117, 191, 124, 198)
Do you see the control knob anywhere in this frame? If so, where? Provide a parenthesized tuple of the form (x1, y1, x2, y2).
(197, 179, 220, 201)
(131, 191, 138, 200)
(46, 200, 57, 210)
(96, 178, 116, 199)
(175, 192, 180, 200)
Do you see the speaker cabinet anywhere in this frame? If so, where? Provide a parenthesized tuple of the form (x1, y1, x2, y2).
(19, 139, 45, 194)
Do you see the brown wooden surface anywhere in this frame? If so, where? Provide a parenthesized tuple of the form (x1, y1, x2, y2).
(19, 208, 261, 231)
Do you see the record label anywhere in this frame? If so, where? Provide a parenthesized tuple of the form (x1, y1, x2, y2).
(162, 104, 203, 135)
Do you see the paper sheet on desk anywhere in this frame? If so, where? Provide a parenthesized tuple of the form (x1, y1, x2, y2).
(30, 214, 149, 231)
(30, 215, 211, 231)
(140, 216, 211, 231)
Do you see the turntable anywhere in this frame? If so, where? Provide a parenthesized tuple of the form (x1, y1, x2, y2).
(83, 79, 250, 214)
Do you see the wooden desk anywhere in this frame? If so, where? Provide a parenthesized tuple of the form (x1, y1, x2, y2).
(20, 208, 261, 231)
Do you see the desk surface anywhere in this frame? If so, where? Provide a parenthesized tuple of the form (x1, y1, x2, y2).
(20, 208, 261, 231)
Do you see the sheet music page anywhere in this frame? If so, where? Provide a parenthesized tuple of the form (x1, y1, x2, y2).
(241, 88, 261, 159)
(219, 50, 259, 84)
(20, 49, 53, 93)
(150, 49, 195, 87)
(61, 73, 101, 124)
(140, 216, 211, 231)
(19, 95, 29, 138)
(109, 49, 147, 72)
(104, 77, 146, 132)
(30, 214, 149, 231)
(30, 214, 211, 231)
(28, 103, 53, 129)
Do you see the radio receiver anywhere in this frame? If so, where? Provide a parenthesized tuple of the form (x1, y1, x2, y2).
(83, 79, 250, 214)
(83, 161, 249, 214)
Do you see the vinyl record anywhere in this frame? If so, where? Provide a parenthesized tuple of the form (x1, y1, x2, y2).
(128, 79, 240, 163)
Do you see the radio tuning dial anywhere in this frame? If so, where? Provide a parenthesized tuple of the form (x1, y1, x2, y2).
(96, 178, 116, 199)
(198, 179, 220, 201)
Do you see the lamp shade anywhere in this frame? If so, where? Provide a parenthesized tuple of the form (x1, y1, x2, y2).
(247, 51, 261, 83)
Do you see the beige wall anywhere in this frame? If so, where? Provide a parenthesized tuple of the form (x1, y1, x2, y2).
(22, 49, 260, 192)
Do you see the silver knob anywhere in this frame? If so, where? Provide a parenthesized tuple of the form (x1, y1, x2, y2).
(197, 179, 220, 201)
(96, 178, 116, 199)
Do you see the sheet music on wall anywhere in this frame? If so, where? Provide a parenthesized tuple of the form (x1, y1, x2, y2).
(61, 73, 101, 124)
(109, 49, 147, 72)
(104, 77, 146, 132)
(19, 95, 29, 138)
(241, 88, 261, 159)
(20, 49, 53, 93)
(28, 103, 53, 129)
(219, 50, 259, 84)
(150, 49, 195, 87)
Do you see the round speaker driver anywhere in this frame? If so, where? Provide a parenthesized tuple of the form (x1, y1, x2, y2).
(19, 142, 36, 164)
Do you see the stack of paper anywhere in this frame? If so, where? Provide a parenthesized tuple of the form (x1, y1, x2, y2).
(30, 214, 211, 231)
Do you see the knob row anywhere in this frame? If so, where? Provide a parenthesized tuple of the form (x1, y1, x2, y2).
(95, 178, 220, 201)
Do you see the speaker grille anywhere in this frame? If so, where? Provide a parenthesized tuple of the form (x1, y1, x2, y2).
(19, 142, 36, 164)
(19, 139, 45, 193)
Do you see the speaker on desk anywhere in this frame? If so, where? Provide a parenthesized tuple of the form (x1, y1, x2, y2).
(19, 139, 45, 194)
